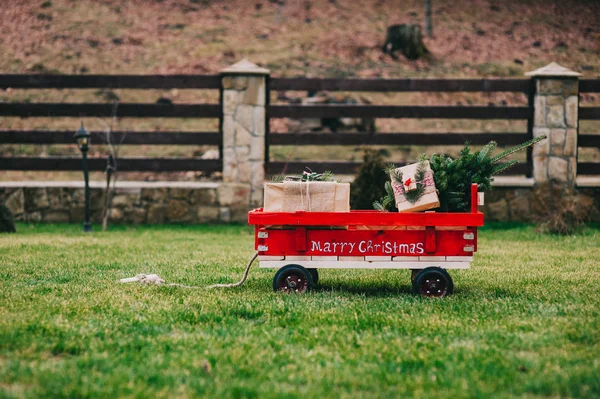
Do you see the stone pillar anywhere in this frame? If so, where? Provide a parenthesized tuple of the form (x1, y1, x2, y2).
(526, 62, 581, 187)
(221, 59, 270, 207)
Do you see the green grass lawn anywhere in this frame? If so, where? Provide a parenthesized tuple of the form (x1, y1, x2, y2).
(1, 223, 599, 398)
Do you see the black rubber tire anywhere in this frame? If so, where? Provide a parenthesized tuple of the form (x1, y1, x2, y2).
(410, 269, 419, 282)
(412, 267, 454, 298)
(273, 264, 314, 294)
(308, 269, 319, 285)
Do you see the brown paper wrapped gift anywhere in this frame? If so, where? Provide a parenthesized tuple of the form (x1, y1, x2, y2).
(391, 161, 440, 212)
(264, 181, 350, 212)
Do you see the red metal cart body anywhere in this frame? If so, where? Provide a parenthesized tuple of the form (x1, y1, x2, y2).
(248, 184, 484, 296)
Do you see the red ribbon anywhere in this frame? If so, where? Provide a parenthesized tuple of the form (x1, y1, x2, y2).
(392, 171, 435, 196)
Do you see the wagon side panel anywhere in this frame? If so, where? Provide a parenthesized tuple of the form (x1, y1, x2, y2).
(255, 228, 477, 258)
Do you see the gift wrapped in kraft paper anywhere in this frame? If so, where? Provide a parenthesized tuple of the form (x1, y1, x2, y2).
(264, 181, 350, 213)
(391, 161, 440, 212)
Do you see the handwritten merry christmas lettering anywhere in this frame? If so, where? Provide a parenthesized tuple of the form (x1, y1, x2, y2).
(310, 240, 424, 255)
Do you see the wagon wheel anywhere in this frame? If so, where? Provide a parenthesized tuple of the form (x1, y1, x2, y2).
(410, 269, 419, 282)
(273, 264, 314, 294)
(412, 267, 453, 298)
(308, 269, 319, 285)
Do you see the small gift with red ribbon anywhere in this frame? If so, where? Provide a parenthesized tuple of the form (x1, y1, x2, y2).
(402, 176, 417, 192)
(389, 159, 440, 212)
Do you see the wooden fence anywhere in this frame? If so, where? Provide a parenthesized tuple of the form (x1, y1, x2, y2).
(267, 78, 533, 175)
(0, 74, 222, 173)
(0, 74, 599, 176)
(578, 79, 600, 176)
(266, 77, 600, 176)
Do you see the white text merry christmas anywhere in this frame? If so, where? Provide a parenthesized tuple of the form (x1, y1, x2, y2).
(310, 240, 424, 255)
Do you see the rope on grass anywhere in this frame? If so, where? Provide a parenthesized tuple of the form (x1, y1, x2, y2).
(119, 253, 259, 290)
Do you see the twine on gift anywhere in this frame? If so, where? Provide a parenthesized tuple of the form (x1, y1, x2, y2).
(281, 169, 338, 212)
(295, 176, 313, 212)
(119, 253, 259, 290)
(393, 172, 435, 196)
(306, 179, 311, 211)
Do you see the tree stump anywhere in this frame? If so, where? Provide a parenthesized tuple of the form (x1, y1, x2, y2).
(382, 24, 429, 60)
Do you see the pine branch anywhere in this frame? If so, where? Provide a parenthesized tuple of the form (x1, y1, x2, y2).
(491, 160, 519, 175)
(270, 174, 285, 183)
(384, 163, 397, 174)
(373, 200, 387, 212)
(384, 181, 394, 197)
(279, 169, 338, 182)
(382, 196, 394, 209)
(477, 141, 497, 163)
(385, 163, 403, 184)
(403, 158, 427, 204)
(321, 170, 335, 181)
(373, 181, 398, 212)
(490, 135, 546, 163)
(460, 142, 471, 157)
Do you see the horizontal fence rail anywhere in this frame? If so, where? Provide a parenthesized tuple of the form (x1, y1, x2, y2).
(579, 134, 600, 148)
(266, 161, 529, 176)
(0, 157, 221, 172)
(0, 130, 220, 145)
(269, 132, 530, 146)
(578, 163, 600, 175)
(269, 105, 529, 119)
(579, 80, 600, 93)
(270, 78, 530, 92)
(579, 107, 600, 120)
(0, 74, 221, 89)
(0, 103, 221, 118)
(574, 78, 600, 178)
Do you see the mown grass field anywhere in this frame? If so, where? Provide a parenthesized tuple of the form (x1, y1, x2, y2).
(1, 223, 599, 398)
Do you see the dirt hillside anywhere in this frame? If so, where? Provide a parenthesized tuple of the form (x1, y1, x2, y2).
(0, 0, 598, 78)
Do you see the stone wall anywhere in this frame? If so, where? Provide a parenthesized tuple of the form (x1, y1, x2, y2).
(481, 185, 600, 222)
(0, 182, 252, 225)
(3, 180, 598, 225)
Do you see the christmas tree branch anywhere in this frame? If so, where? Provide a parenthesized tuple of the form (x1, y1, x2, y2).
(477, 141, 497, 163)
(490, 135, 546, 163)
(491, 160, 519, 175)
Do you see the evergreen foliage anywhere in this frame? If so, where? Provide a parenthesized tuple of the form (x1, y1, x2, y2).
(350, 149, 389, 210)
(373, 181, 398, 212)
(374, 136, 546, 212)
(271, 169, 337, 183)
(431, 136, 546, 212)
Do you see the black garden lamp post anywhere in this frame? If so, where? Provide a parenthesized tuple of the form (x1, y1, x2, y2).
(74, 122, 92, 232)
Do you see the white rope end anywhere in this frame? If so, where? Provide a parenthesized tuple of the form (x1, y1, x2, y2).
(119, 273, 165, 285)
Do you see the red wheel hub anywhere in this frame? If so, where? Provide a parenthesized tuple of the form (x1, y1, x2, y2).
(277, 272, 308, 293)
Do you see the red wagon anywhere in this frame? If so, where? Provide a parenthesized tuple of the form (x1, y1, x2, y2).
(248, 184, 484, 298)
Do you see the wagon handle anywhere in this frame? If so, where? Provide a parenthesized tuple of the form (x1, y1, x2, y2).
(470, 183, 478, 213)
